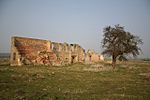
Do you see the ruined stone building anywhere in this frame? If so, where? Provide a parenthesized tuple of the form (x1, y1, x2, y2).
(10, 36, 103, 66)
(85, 50, 104, 64)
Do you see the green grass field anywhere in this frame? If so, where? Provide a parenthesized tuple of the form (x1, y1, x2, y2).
(0, 59, 150, 100)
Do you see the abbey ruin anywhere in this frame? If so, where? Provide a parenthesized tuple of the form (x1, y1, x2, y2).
(10, 36, 104, 66)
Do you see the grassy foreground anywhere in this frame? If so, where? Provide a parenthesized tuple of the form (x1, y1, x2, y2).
(0, 59, 150, 100)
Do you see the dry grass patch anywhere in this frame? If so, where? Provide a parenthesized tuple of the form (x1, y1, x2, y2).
(0, 59, 150, 100)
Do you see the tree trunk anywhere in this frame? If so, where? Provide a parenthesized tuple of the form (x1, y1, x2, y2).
(112, 55, 116, 69)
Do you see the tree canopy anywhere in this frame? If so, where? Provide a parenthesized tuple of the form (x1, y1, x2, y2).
(101, 24, 143, 68)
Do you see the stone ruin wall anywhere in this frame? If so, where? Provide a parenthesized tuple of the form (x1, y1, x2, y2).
(85, 50, 104, 64)
(10, 36, 104, 66)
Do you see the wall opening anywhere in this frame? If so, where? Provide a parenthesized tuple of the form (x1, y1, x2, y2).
(89, 55, 91, 62)
(13, 52, 16, 61)
(71, 55, 76, 64)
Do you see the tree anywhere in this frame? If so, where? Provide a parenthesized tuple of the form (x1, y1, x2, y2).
(101, 24, 143, 68)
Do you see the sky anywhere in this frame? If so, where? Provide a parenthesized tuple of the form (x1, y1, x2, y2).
(0, 0, 150, 58)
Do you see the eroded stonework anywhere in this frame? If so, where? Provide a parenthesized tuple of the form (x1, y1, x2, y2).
(10, 36, 104, 66)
